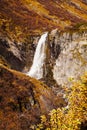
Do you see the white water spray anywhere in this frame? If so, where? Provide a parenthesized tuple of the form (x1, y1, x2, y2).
(27, 32, 48, 79)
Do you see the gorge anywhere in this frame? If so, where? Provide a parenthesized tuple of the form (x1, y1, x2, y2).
(0, 28, 87, 130)
(0, 0, 87, 130)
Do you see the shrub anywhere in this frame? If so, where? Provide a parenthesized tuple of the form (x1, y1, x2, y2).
(35, 73, 87, 130)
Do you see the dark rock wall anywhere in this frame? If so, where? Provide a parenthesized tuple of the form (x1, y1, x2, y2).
(0, 38, 25, 71)
(0, 36, 39, 72)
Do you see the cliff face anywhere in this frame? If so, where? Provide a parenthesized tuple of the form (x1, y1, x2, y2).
(0, 38, 25, 71)
(49, 29, 87, 87)
(0, 36, 36, 71)
(0, 29, 87, 88)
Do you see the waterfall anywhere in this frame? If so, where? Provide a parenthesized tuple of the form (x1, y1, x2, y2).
(27, 32, 48, 79)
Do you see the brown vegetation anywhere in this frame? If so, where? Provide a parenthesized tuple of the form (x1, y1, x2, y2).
(0, 64, 65, 130)
(0, 0, 87, 40)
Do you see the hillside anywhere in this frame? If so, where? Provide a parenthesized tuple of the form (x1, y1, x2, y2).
(0, 1, 87, 129)
(0, 0, 87, 40)
(0, 64, 66, 130)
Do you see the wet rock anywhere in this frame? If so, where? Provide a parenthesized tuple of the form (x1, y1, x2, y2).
(22, 35, 40, 73)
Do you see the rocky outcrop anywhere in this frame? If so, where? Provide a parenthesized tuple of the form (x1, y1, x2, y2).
(49, 29, 87, 87)
(0, 36, 37, 71)
(0, 38, 25, 71)
(0, 64, 65, 130)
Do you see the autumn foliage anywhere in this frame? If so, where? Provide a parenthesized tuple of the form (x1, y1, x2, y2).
(0, 0, 87, 40)
(35, 73, 87, 130)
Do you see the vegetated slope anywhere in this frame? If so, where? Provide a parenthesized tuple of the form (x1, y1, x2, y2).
(0, 64, 65, 130)
(0, 0, 87, 39)
(36, 72, 87, 130)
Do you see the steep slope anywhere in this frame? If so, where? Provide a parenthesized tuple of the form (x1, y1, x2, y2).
(0, 64, 65, 130)
(0, 0, 87, 40)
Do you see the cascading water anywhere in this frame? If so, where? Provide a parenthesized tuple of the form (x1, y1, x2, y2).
(27, 32, 48, 79)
